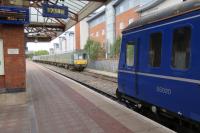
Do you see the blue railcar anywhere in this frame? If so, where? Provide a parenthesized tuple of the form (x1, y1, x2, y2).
(117, 1, 200, 125)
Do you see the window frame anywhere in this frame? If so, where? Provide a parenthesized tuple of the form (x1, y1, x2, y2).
(170, 25, 192, 71)
(125, 41, 136, 68)
(148, 31, 163, 68)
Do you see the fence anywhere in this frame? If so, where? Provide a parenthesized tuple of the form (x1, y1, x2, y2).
(87, 59, 119, 73)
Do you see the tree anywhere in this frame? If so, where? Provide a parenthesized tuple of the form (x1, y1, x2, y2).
(110, 36, 121, 59)
(34, 50, 49, 56)
(84, 39, 105, 61)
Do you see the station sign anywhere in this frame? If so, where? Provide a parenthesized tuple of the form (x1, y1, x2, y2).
(42, 4, 68, 19)
(0, 6, 29, 25)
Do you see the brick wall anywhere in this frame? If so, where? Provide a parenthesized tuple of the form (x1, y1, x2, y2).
(0, 25, 26, 91)
(115, 9, 139, 37)
(88, 8, 138, 47)
(89, 22, 106, 47)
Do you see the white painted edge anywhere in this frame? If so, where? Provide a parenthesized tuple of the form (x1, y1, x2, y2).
(26, 79, 39, 133)
(0, 39, 4, 75)
(119, 69, 200, 85)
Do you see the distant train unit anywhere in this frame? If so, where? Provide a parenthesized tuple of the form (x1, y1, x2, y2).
(117, 0, 200, 129)
(33, 50, 87, 71)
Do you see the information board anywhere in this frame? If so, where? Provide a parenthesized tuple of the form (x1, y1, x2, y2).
(42, 4, 68, 19)
(0, 40, 4, 75)
(0, 6, 29, 25)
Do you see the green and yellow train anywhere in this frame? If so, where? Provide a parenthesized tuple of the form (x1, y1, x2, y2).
(33, 50, 88, 71)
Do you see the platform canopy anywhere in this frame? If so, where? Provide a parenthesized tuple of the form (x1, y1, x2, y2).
(27, 0, 111, 42)
(0, 0, 110, 42)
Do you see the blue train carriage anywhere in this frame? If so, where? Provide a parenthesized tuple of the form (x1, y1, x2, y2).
(117, 1, 200, 126)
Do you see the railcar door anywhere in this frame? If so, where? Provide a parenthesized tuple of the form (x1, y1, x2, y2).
(118, 37, 139, 98)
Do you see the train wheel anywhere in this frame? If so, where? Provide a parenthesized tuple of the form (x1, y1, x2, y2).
(65, 65, 69, 69)
(116, 88, 122, 101)
(79, 67, 84, 71)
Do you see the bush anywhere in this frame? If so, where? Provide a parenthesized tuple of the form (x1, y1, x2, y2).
(110, 36, 121, 59)
(84, 39, 105, 61)
(34, 50, 49, 56)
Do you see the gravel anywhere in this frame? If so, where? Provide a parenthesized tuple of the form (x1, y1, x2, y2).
(37, 63, 117, 97)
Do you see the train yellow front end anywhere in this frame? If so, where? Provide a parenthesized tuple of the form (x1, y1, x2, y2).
(74, 59, 87, 71)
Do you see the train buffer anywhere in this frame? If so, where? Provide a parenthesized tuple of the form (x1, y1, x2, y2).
(0, 61, 175, 133)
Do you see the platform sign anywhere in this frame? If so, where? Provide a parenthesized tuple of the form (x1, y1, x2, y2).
(0, 6, 29, 25)
(0, 40, 4, 75)
(42, 4, 68, 19)
(7, 48, 19, 55)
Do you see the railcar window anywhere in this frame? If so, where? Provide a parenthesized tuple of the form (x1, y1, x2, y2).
(74, 54, 78, 60)
(79, 55, 83, 60)
(171, 26, 191, 69)
(83, 53, 87, 59)
(149, 32, 162, 67)
(126, 42, 135, 66)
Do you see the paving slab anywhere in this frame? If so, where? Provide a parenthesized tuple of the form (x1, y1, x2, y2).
(0, 104, 31, 133)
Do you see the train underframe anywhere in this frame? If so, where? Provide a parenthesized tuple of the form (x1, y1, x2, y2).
(116, 89, 200, 133)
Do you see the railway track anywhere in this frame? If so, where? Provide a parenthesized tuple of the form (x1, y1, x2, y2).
(47, 67, 117, 100)
(36, 62, 199, 133)
(81, 71, 117, 83)
(39, 62, 117, 98)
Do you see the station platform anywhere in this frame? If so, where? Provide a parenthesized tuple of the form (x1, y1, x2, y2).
(0, 61, 175, 133)
(85, 68, 117, 78)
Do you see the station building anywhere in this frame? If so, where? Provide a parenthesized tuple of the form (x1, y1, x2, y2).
(52, 31, 75, 54)
(87, 10, 106, 47)
(0, 25, 26, 92)
(74, 0, 185, 55)
(75, 18, 89, 50)
(86, 0, 139, 48)
(0, 1, 28, 94)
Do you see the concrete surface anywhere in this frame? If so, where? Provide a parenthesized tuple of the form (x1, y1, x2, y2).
(0, 61, 175, 133)
(0, 92, 28, 106)
(85, 68, 117, 78)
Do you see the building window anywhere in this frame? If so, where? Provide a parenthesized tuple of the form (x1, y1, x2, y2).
(126, 42, 135, 66)
(171, 26, 191, 69)
(140, 0, 154, 6)
(55, 43, 59, 49)
(89, 14, 105, 28)
(120, 5, 124, 13)
(149, 32, 162, 67)
(96, 32, 99, 37)
(102, 29, 105, 35)
(120, 22, 124, 30)
(128, 18, 134, 24)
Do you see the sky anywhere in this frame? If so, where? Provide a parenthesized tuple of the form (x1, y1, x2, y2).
(27, 42, 53, 52)
(27, 26, 75, 52)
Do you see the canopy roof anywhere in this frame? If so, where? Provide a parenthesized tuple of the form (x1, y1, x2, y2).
(0, 0, 109, 42)
(26, 0, 109, 41)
